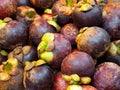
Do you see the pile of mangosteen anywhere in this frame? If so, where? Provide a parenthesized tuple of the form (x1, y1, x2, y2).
(0, 0, 120, 90)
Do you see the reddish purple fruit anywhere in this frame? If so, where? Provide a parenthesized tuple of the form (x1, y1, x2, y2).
(61, 50, 95, 77)
(93, 62, 120, 90)
(0, 0, 17, 19)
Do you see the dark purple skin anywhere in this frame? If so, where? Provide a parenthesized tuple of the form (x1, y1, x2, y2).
(0, 67, 24, 90)
(29, 18, 55, 46)
(72, 5, 102, 28)
(52, 1, 71, 26)
(30, 0, 55, 10)
(76, 26, 110, 58)
(104, 40, 120, 65)
(102, 2, 120, 39)
(52, 72, 69, 90)
(61, 50, 95, 77)
(0, 0, 17, 19)
(93, 62, 120, 90)
(8, 45, 38, 65)
(17, 0, 31, 6)
(0, 20, 28, 50)
(25, 65, 54, 90)
(61, 23, 79, 46)
(50, 33, 72, 69)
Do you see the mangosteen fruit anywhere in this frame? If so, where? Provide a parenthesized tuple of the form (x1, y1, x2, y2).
(61, 23, 79, 46)
(37, 32, 72, 69)
(0, 19, 28, 50)
(93, 62, 120, 90)
(8, 45, 38, 65)
(0, 58, 24, 90)
(29, 18, 55, 46)
(23, 60, 54, 90)
(0, 0, 17, 19)
(76, 26, 110, 58)
(61, 50, 95, 77)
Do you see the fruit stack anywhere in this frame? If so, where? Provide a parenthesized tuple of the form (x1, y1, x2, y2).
(0, 0, 120, 90)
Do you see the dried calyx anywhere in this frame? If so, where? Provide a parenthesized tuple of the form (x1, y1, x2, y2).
(0, 58, 19, 81)
(37, 33, 55, 63)
(23, 59, 46, 88)
(62, 74, 91, 85)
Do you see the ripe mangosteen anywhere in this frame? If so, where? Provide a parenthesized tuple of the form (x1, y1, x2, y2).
(71, 2, 102, 28)
(93, 62, 120, 90)
(8, 45, 38, 65)
(37, 32, 72, 69)
(104, 40, 120, 65)
(16, 6, 40, 28)
(61, 50, 95, 77)
(30, 0, 55, 10)
(61, 23, 79, 46)
(23, 60, 54, 90)
(29, 18, 55, 46)
(0, 58, 24, 90)
(52, 0, 71, 25)
(76, 26, 110, 58)
(0, 19, 28, 50)
(52, 72, 69, 90)
(0, 0, 17, 19)
(102, 2, 120, 39)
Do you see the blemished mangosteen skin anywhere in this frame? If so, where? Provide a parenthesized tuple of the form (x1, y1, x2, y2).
(29, 18, 55, 46)
(0, 67, 24, 90)
(76, 26, 110, 58)
(30, 0, 54, 10)
(25, 65, 54, 90)
(50, 33, 72, 69)
(0, 20, 28, 50)
(52, 1, 71, 26)
(8, 45, 38, 64)
(72, 5, 102, 28)
(52, 72, 69, 90)
(93, 62, 120, 90)
(61, 50, 95, 77)
(0, 0, 17, 19)
(61, 23, 79, 46)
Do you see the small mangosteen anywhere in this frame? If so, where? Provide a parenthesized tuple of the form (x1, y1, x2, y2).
(8, 45, 38, 65)
(76, 26, 110, 58)
(93, 62, 120, 90)
(0, 0, 17, 19)
(61, 23, 79, 46)
(37, 32, 72, 69)
(52, 0, 71, 25)
(29, 18, 55, 46)
(0, 58, 24, 90)
(61, 50, 95, 77)
(23, 60, 54, 90)
(0, 19, 28, 50)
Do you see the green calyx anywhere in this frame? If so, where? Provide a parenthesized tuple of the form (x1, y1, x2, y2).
(0, 58, 19, 81)
(42, 33, 54, 43)
(40, 52, 54, 63)
(27, 11, 35, 18)
(79, 3, 93, 12)
(0, 50, 8, 56)
(0, 20, 7, 30)
(108, 42, 117, 56)
(44, 8, 52, 14)
(67, 85, 82, 90)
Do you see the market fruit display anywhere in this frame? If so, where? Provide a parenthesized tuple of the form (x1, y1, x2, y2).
(0, 0, 120, 90)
